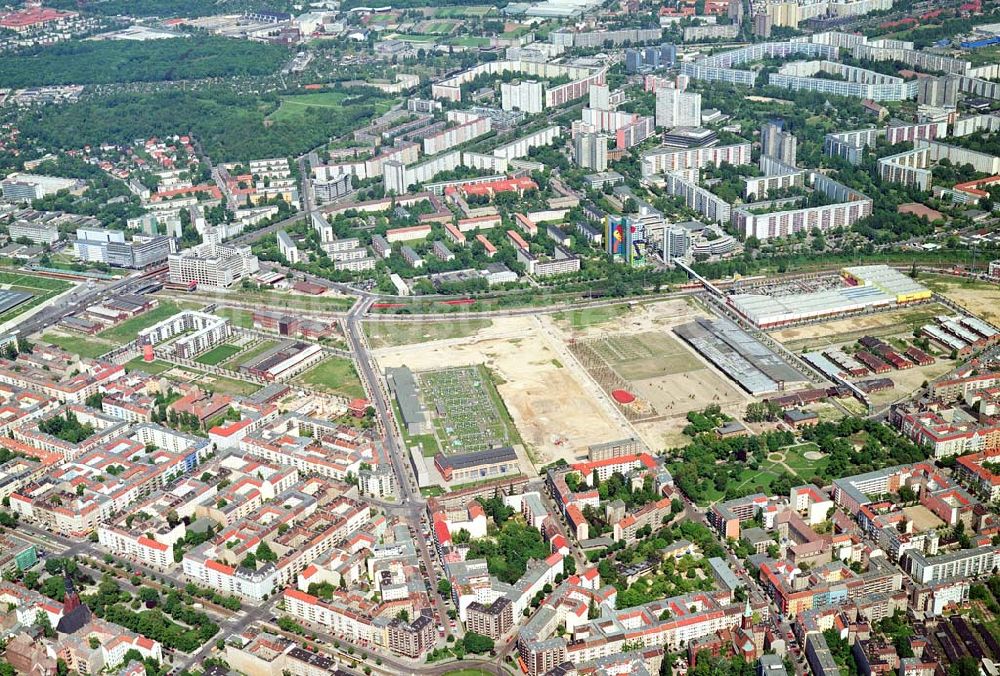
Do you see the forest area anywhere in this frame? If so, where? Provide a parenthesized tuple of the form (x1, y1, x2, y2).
(0, 37, 288, 88)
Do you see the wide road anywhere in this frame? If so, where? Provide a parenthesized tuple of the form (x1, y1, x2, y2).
(344, 295, 457, 640)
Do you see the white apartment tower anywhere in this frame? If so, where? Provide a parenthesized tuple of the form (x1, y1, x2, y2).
(574, 133, 609, 171)
(501, 80, 544, 114)
(589, 84, 611, 111)
(760, 121, 798, 166)
(655, 88, 702, 129)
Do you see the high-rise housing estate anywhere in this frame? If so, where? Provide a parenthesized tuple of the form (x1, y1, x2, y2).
(625, 44, 677, 74)
(753, 12, 773, 37)
(501, 80, 544, 114)
(589, 84, 610, 110)
(574, 133, 609, 171)
(728, 0, 745, 21)
(917, 75, 959, 108)
(663, 226, 690, 261)
(760, 120, 798, 166)
(655, 88, 702, 128)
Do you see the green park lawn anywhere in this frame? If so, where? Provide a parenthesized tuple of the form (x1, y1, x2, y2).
(269, 92, 395, 123)
(553, 303, 632, 329)
(195, 344, 242, 365)
(40, 333, 112, 360)
(124, 357, 174, 375)
(215, 307, 255, 329)
(222, 340, 279, 369)
(294, 357, 365, 399)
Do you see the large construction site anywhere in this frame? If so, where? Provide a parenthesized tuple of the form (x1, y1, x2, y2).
(369, 268, 1000, 479)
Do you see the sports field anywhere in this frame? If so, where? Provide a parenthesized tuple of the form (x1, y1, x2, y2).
(418, 365, 519, 455)
(596, 331, 702, 381)
(0, 271, 71, 325)
(294, 356, 365, 399)
(268, 92, 395, 123)
(448, 36, 491, 47)
(416, 19, 458, 33)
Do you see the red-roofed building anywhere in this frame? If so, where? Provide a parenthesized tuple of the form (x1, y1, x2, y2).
(293, 281, 327, 296)
(348, 398, 370, 418)
(507, 230, 530, 250)
(0, 6, 77, 31)
(957, 449, 1000, 502)
(954, 176, 1000, 204)
(514, 213, 538, 236)
(449, 176, 537, 200)
(148, 184, 222, 202)
(476, 234, 497, 257)
(444, 222, 466, 245)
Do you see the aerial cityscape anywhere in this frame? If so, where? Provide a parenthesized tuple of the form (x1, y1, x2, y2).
(1, 0, 1000, 674)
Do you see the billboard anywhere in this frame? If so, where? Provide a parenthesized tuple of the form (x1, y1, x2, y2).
(606, 215, 632, 263)
(607, 215, 647, 265)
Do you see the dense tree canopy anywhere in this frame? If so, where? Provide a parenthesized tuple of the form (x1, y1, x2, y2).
(0, 37, 288, 88)
(467, 521, 549, 584)
(18, 87, 391, 162)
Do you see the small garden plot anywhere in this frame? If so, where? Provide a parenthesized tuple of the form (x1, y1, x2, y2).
(418, 365, 516, 455)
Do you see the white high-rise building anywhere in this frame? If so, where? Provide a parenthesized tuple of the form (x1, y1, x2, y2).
(589, 84, 611, 111)
(655, 88, 702, 129)
(760, 121, 798, 166)
(501, 80, 544, 114)
(574, 132, 609, 171)
(277, 230, 300, 265)
(168, 243, 260, 289)
(664, 226, 690, 261)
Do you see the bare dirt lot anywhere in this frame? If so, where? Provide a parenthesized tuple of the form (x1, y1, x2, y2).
(867, 358, 954, 407)
(546, 297, 751, 453)
(903, 504, 946, 532)
(373, 298, 756, 466)
(372, 317, 628, 468)
(769, 303, 949, 353)
(921, 274, 1000, 325)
